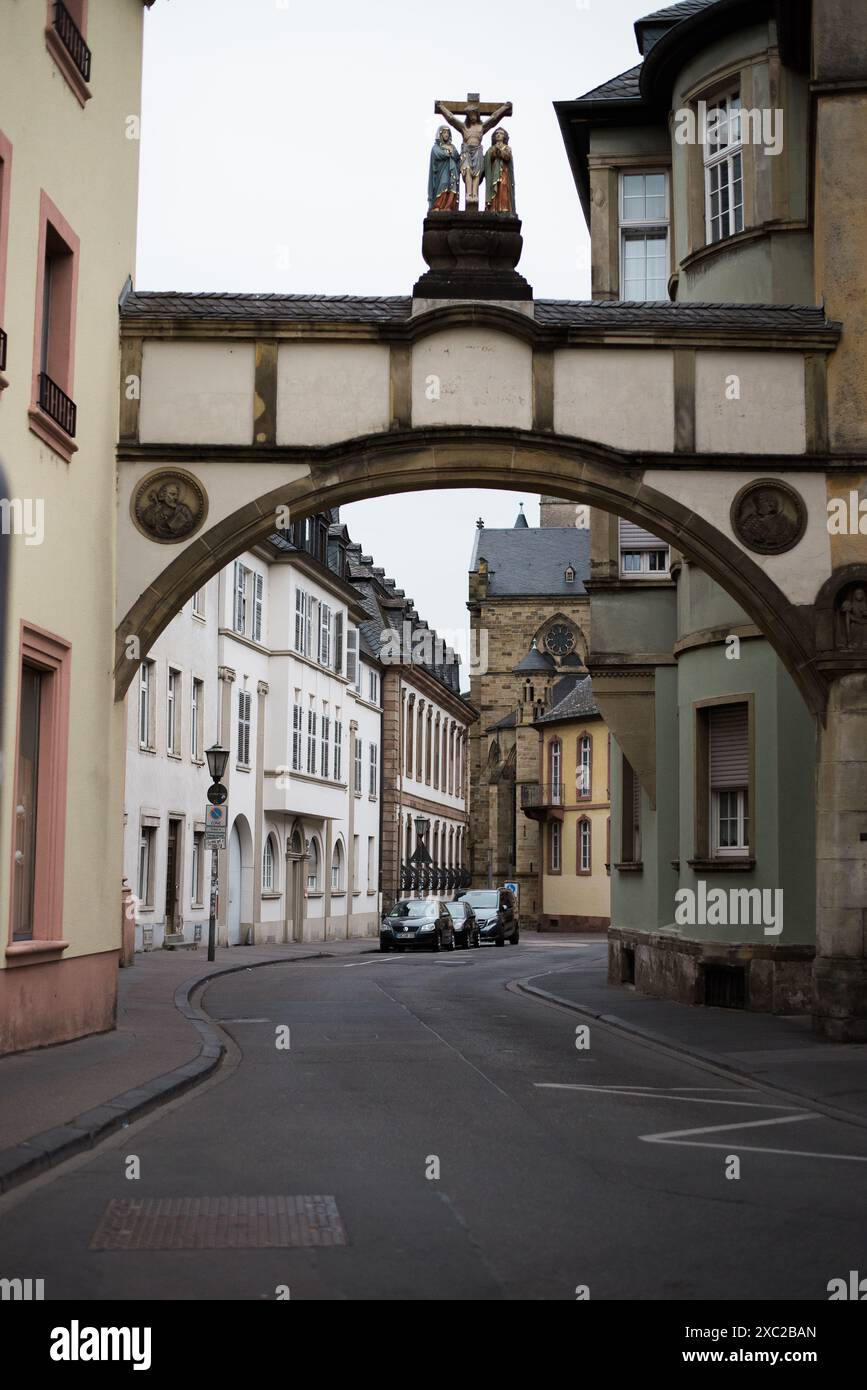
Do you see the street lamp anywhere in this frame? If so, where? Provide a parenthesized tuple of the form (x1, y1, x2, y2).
(205, 744, 229, 961)
(414, 815, 429, 843)
(206, 743, 229, 782)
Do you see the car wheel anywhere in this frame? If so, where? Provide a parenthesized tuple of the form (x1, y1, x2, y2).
(510, 930, 520, 944)
(446, 931, 456, 951)
(460, 933, 470, 950)
(475, 932, 481, 948)
(432, 933, 442, 952)
(379, 942, 390, 953)
(495, 937, 505, 947)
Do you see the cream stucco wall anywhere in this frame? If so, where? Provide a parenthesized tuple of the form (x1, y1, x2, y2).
(553, 349, 675, 452)
(1, 2, 146, 1000)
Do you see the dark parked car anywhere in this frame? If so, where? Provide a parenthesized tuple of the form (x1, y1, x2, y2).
(457, 888, 519, 946)
(380, 898, 455, 952)
(445, 899, 480, 949)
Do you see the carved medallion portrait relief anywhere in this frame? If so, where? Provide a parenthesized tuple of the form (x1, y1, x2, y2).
(132, 469, 208, 544)
(730, 480, 807, 556)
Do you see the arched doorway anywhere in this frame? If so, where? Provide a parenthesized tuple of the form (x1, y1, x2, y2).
(227, 814, 253, 946)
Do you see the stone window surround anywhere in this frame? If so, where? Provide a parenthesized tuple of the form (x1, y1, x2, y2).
(29, 190, 80, 462)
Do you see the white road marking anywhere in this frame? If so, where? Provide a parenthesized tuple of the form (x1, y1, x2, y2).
(534, 1083, 803, 1111)
(342, 956, 402, 967)
(223, 1017, 271, 1023)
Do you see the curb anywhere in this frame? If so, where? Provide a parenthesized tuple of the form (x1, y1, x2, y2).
(514, 974, 867, 1134)
(0, 952, 331, 1196)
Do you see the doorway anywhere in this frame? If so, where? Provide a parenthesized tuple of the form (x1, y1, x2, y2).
(228, 822, 242, 945)
(165, 818, 182, 935)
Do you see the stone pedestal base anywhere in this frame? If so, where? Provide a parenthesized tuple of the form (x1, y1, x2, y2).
(413, 212, 533, 300)
(607, 928, 814, 1014)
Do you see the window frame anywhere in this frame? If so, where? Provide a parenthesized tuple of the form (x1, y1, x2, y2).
(369, 741, 378, 798)
(138, 660, 155, 751)
(694, 696, 754, 862)
(618, 170, 670, 303)
(578, 732, 592, 800)
(29, 191, 80, 460)
(702, 90, 745, 246)
(190, 678, 204, 763)
(237, 689, 252, 768)
(577, 816, 592, 875)
(548, 819, 562, 875)
(166, 667, 181, 757)
(191, 830, 205, 907)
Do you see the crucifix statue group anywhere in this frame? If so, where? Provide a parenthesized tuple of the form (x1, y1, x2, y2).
(428, 93, 516, 215)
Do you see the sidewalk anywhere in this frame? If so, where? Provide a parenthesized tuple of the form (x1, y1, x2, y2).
(519, 946, 867, 1127)
(0, 938, 374, 1192)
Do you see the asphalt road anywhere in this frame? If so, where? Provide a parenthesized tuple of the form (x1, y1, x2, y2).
(2, 939, 867, 1301)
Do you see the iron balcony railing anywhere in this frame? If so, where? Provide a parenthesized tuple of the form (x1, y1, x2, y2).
(53, 1, 92, 83)
(38, 372, 77, 438)
(521, 782, 564, 809)
(0, 327, 7, 373)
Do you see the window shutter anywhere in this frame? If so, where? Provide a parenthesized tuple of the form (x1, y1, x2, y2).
(253, 572, 264, 643)
(346, 627, 358, 685)
(334, 611, 344, 674)
(632, 766, 640, 828)
(619, 518, 666, 551)
(709, 704, 749, 788)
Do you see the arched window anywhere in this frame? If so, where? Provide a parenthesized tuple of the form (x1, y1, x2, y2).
(578, 817, 592, 875)
(578, 733, 593, 799)
(549, 739, 562, 805)
(306, 838, 321, 892)
(331, 840, 345, 892)
(262, 833, 277, 892)
(549, 820, 562, 873)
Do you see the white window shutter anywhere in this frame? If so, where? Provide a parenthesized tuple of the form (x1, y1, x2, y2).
(619, 518, 667, 551)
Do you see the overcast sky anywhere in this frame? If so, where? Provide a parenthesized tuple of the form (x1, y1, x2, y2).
(136, 0, 650, 644)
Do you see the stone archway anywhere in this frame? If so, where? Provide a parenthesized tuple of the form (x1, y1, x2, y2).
(114, 426, 825, 718)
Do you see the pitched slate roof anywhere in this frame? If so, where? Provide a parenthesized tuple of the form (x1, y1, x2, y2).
(637, 0, 719, 24)
(513, 643, 557, 675)
(574, 63, 644, 105)
(534, 674, 600, 725)
(533, 301, 834, 332)
(470, 525, 590, 597)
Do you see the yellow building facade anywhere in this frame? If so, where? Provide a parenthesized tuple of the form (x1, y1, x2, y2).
(526, 679, 610, 931)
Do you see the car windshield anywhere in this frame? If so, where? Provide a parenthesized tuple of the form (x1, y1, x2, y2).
(446, 903, 464, 918)
(461, 892, 498, 909)
(388, 900, 436, 919)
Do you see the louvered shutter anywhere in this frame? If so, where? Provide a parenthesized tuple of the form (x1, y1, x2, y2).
(709, 704, 749, 788)
(632, 765, 640, 829)
(619, 518, 666, 551)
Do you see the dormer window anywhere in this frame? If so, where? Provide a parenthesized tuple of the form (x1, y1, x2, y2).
(704, 92, 744, 244)
(619, 172, 669, 302)
(565, 565, 576, 583)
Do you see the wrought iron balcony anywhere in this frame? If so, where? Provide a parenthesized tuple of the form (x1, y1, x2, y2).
(53, 2, 92, 83)
(521, 782, 564, 810)
(38, 372, 77, 438)
(0, 327, 6, 373)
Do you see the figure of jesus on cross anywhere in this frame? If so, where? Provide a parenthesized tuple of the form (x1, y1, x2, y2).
(435, 92, 513, 210)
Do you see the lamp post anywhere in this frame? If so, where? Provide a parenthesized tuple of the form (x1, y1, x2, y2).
(205, 744, 229, 962)
(414, 816, 430, 896)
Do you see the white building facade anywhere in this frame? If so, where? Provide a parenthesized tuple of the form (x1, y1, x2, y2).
(123, 515, 383, 947)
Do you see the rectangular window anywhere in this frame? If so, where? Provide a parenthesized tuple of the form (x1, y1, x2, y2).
(46, 0, 92, 98)
(367, 836, 375, 893)
(138, 826, 156, 907)
(252, 571, 264, 643)
(233, 562, 248, 635)
(619, 172, 669, 302)
(191, 831, 204, 906)
(369, 742, 378, 797)
(191, 586, 206, 620)
(346, 627, 358, 687)
(291, 700, 303, 772)
(32, 195, 79, 449)
(353, 834, 360, 887)
(191, 679, 204, 761)
(307, 707, 317, 775)
(334, 720, 343, 781)
(578, 818, 592, 874)
(619, 519, 669, 577)
(708, 702, 750, 856)
(138, 661, 154, 749)
(578, 734, 592, 799)
(333, 610, 344, 674)
(620, 757, 641, 865)
(166, 668, 180, 756)
(237, 690, 252, 767)
(549, 820, 562, 874)
(321, 712, 330, 780)
(703, 93, 744, 245)
(319, 602, 331, 666)
(368, 670, 379, 705)
(354, 736, 363, 794)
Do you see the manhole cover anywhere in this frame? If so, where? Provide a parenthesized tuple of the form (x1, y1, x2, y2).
(89, 1195, 348, 1251)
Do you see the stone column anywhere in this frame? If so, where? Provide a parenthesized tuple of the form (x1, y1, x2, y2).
(216, 666, 235, 944)
(324, 815, 333, 940)
(252, 680, 269, 943)
(814, 673, 867, 1041)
